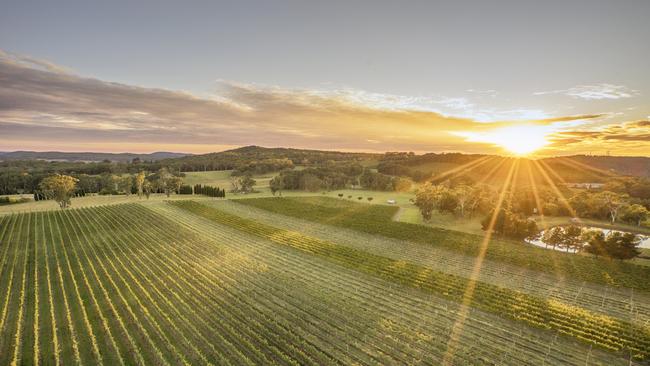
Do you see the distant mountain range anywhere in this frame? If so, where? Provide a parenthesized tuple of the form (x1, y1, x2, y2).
(0, 151, 190, 162)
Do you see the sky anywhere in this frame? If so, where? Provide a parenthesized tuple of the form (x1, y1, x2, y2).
(1, 0, 649, 156)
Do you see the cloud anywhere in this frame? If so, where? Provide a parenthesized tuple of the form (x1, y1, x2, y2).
(466, 89, 498, 97)
(0, 50, 71, 74)
(549, 120, 650, 148)
(0, 51, 623, 154)
(534, 83, 639, 100)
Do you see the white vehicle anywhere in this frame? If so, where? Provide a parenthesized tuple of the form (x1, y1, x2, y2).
(386, 199, 396, 204)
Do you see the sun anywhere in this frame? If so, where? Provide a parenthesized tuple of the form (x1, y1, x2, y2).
(456, 125, 551, 156)
(490, 126, 549, 155)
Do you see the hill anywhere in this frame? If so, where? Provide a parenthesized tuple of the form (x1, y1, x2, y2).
(161, 145, 380, 171)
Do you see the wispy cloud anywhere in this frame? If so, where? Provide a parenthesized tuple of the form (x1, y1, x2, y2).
(534, 83, 639, 100)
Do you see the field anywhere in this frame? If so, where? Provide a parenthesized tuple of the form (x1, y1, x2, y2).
(182, 170, 278, 195)
(0, 197, 649, 365)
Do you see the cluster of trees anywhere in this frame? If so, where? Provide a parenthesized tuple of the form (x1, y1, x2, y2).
(231, 158, 294, 176)
(193, 184, 226, 197)
(569, 190, 649, 226)
(359, 170, 413, 192)
(414, 181, 539, 239)
(0, 159, 177, 195)
(269, 163, 364, 194)
(542, 225, 641, 259)
(268, 165, 414, 195)
(482, 207, 539, 239)
(414, 182, 493, 220)
(165, 145, 378, 172)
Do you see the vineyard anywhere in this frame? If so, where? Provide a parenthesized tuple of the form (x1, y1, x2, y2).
(235, 197, 650, 290)
(0, 201, 648, 365)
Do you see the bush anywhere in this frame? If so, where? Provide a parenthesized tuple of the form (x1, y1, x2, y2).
(178, 185, 193, 194)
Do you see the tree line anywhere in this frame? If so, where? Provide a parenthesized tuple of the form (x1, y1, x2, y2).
(542, 225, 641, 259)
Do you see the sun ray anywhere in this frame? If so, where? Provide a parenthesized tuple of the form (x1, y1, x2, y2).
(554, 157, 618, 179)
(442, 158, 518, 366)
(462, 156, 507, 187)
(532, 160, 577, 218)
(525, 161, 548, 230)
(430, 155, 495, 183)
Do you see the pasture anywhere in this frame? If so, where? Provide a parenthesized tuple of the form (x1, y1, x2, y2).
(0, 197, 648, 365)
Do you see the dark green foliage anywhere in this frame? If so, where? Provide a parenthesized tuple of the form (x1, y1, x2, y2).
(481, 208, 538, 239)
(271, 162, 363, 192)
(584, 230, 641, 260)
(359, 170, 394, 191)
(178, 185, 193, 194)
(236, 196, 650, 291)
(231, 158, 294, 176)
(193, 184, 225, 198)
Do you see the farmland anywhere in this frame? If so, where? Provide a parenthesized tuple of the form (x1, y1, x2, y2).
(0, 198, 649, 365)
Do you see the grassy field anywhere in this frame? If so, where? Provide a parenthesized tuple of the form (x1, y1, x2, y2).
(1, 196, 649, 364)
(182, 170, 278, 195)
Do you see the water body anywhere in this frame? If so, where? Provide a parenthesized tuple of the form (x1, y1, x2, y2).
(526, 226, 650, 253)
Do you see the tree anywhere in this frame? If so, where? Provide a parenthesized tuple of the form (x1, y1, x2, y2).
(482, 208, 538, 239)
(393, 177, 413, 192)
(338, 193, 344, 198)
(622, 204, 649, 226)
(269, 176, 284, 196)
(562, 225, 584, 252)
(118, 175, 133, 196)
(154, 168, 183, 197)
(135, 171, 146, 198)
(582, 230, 606, 256)
(367, 197, 373, 202)
(143, 181, 153, 199)
(583, 230, 641, 259)
(542, 226, 564, 250)
(39, 174, 78, 209)
(596, 191, 628, 224)
(230, 176, 240, 193)
(168, 176, 183, 195)
(414, 183, 439, 221)
(240, 174, 256, 193)
(603, 232, 641, 259)
(454, 184, 473, 218)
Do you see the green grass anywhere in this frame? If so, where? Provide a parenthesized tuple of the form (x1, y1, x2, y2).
(171, 200, 650, 361)
(235, 196, 650, 292)
(182, 170, 279, 194)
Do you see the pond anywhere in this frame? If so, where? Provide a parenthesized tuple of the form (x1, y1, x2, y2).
(525, 226, 650, 253)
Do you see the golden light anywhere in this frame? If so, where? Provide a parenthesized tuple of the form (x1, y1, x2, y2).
(455, 125, 552, 156)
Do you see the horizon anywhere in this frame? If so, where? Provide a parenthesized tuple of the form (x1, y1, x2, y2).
(1, 0, 649, 156)
(2, 144, 648, 160)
